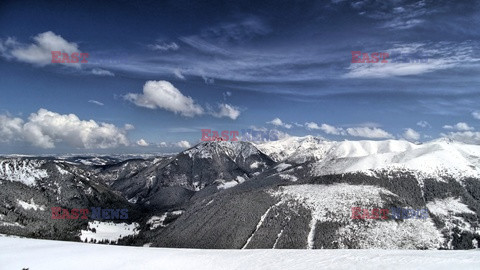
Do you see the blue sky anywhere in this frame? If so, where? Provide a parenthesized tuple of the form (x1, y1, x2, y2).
(1, 0, 480, 154)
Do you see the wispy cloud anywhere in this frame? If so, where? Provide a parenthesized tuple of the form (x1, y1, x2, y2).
(91, 68, 115, 76)
(416, 120, 430, 128)
(148, 42, 179, 51)
(173, 68, 186, 80)
(88, 100, 104, 106)
(344, 41, 480, 78)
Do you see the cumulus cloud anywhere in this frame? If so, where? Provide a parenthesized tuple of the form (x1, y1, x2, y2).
(124, 124, 135, 130)
(158, 142, 168, 147)
(305, 122, 345, 135)
(416, 120, 431, 128)
(124, 80, 204, 117)
(305, 122, 321, 130)
(136, 139, 149, 146)
(91, 68, 115, 76)
(403, 128, 420, 141)
(346, 127, 394, 139)
(1, 31, 81, 67)
(443, 122, 474, 131)
(0, 115, 24, 142)
(472, 111, 480, 120)
(88, 100, 104, 106)
(267, 118, 292, 129)
(175, 140, 191, 148)
(0, 109, 130, 149)
(305, 122, 393, 139)
(320, 123, 346, 135)
(210, 103, 241, 120)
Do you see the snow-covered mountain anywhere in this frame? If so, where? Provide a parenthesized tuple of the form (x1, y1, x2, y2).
(1, 137, 479, 250)
(256, 136, 480, 179)
(0, 157, 140, 241)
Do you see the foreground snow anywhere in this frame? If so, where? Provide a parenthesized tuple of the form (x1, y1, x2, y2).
(1, 236, 479, 270)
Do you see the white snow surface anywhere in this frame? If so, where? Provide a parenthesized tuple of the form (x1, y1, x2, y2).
(80, 221, 139, 243)
(270, 184, 443, 249)
(0, 158, 48, 185)
(17, 198, 46, 211)
(1, 237, 479, 270)
(427, 197, 476, 216)
(256, 136, 480, 180)
(184, 141, 262, 162)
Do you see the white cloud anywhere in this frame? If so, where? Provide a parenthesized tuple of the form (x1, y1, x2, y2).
(175, 140, 191, 148)
(91, 68, 115, 76)
(1, 31, 81, 67)
(158, 142, 168, 147)
(210, 104, 241, 120)
(344, 42, 476, 79)
(320, 123, 346, 135)
(441, 131, 480, 144)
(305, 122, 321, 130)
(223, 91, 232, 100)
(346, 127, 394, 139)
(472, 111, 480, 120)
(267, 118, 292, 129)
(443, 122, 474, 131)
(148, 42, 179, 51)
(201, 74, 215, 84)
(88, 100, 104, 106)
(305, 122, 344, 133)
(173, 68, 186, 80)
(0, 109, 130, 149)
(136, 139, 149, 146)
(403, 128, 420, 141)
(124, 124, 135, 130)
(0, 115, 24, 142)
(305, 122, 393, 139)
(344, 60, 451, 79)
(416, 120, 430, 128)
(124, 80, 204, 117)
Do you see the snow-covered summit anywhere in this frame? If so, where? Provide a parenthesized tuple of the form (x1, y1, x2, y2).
(256, 136, 480, 179)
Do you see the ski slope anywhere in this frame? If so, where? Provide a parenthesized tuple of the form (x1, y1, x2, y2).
(1, 236, 479, 270)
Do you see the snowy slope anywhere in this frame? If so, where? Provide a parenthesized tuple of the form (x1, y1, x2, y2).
(270, 184, 443, 249)
(255, 135, 334, 163)
(256, 136, 480, 180)
(1, 236, 479, 270)
(0, 158, 48, 185)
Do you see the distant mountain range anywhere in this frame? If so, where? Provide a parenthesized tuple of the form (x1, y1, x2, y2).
(1, 137, 479, 249)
